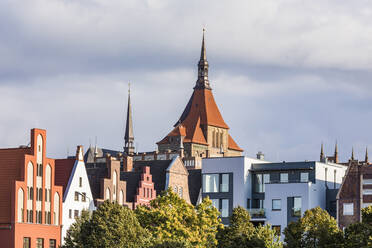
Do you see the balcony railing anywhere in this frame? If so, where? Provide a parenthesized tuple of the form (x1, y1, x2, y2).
(248, 208, 266, 219)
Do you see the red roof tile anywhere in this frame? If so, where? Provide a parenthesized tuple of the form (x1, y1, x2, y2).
(55, 158, 75, 195)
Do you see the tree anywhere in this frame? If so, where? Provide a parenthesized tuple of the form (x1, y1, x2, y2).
(343, 205, 372, 247)
(362, 205, 372, 225)
(217, 206, 282, 248)
(62, 209, 91, 248)
(64, 201, 149, 248)
(135, 188, 222, 248)
(283, 206, 343, 248)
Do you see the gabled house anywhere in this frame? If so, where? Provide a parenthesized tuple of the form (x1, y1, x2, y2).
(55, 146, 95, 244)
(0, 128, 63, 248)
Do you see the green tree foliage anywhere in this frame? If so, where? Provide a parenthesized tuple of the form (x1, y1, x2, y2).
(283, 206, 343, 248)
(343, 205, 372, 247)
(62, 209, 91, 248)
(63, 201, 149, 248)
(135, 188, 222, 248)
(217, 206, 282, 248)
(362, 205, 372, 225)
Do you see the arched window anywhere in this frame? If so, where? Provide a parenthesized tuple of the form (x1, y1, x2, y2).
(113, 171, 117, 201)
(179, 187, 183, 198)
(216, 131, 219, 148)
(220, 133, 223, 147)
(45, 165, 51, 202)
(105, 188, 111, 201)
(119, 190, 124, 205)
(26, 161, 34, 223)
(174, 186, 178, 194)
(37, 134, 43, 165)
(212, 130, 215, 147)
(18, 188, 24, 222)
(53, 192, 60, 225)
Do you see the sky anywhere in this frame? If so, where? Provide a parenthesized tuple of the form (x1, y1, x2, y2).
(1, 0, 372, 162)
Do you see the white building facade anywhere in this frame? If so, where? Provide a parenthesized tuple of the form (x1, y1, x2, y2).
(202, 156, 347, 236)
(56, 146, 95, 244)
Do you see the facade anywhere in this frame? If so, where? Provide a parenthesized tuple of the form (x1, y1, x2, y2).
(0, 128, 63, 248)
(202, 156, 347, 235)
(134, 156, 192, 203)
(55, 146, 95, 244)
(157, 32, 243, 159)
(337, 150, 371, 229)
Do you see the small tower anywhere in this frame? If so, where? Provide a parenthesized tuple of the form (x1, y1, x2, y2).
(194, 29, 211, 90)
(334, 141, 339, 163)
(124, 84, 135, 155)
(365, 147, 369, 164)
(320, 143, 325, 161)
(351, 147, 355, 160)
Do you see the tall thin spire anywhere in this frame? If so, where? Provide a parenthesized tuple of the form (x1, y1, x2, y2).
(366, 146, 369, 164)
(334, 141, 339, 163)
(195, 28, 211, 90)
(124, 83, 135, 155)
(320, 142, 325, 161)
(351, 147, 355, 160)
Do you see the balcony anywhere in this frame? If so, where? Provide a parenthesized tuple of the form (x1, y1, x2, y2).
(248, 208, 266, 219)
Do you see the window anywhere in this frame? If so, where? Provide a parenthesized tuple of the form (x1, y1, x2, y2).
(292, 197, 302, 217)
(82, 193, 86, 202)
(272, 199, 281, 210)
(363, 203, 372, 208)
(23, 237, 31, 248)
(263, 174, 270, 192)
(36, 211, 42, 224)
(255, 174, 263, 193)
(37, 164, 43, 177)
(221, 199, 229, 217)
(74, 192, 79, 201)
(252, 199, 264, 209)
(173, 186, 178, 194)
(36, 238, 44, 248)
(280, 173, 288, 183)
(220, 174, 229, 192)
(74, 210, 79, 218)
(79, 177, 82, 187)
(247, 199, 251, 209)
(49, 239, 56, 248)
(363, 179, 372, 185)
(363, 189, 372, 195)
(211, 199, 219, 210)
(27, 210, 33, 223)
(69, 209, 72, 219)
(343, 203, 354, 215)
(272, 226, 281, 236)
(203, 174, 219, 193)
(300, 172, 309, 182)
(179, 187, 183, 198)
(45, 211, 51, 224)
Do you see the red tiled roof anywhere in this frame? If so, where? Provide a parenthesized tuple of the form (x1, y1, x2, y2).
(55, 158, 75, 195)
(228, 134, 243, 152)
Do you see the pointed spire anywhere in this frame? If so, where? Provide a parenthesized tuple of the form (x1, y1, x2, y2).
(366, 146, 369, 164)
(195, 28, 211, 90)
(320, 142, 325, 161)
(351, 147, 355, 160)
(334, 141, 339, 163)
(124, 83, 135, 155)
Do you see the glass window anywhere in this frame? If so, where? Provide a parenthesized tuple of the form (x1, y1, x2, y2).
(74, 210, 79, 218)
(82, 193, 86, 202)
(300, 172, 309, 182)
(364, 179, 372, 185)
(343, 203, 354, 215)
(203, 174, 219, 193)
(292, 197, 301, 217)
(220, 174, 229, 192)
(263, 174, 270, 192)
(280, 173, 288, 183)
(211, 199, 219, 210)
(221, 199, 229, 217)
(69, 209, 72, 219)
(74, 192, 79, 201)
(36, 238, 44, 248)
(247, 199, 251, 209)
(23, 237, 31, 248)
(49, 239, 56, 248)
(255, 174, 263, 193)
(79, 177, 82, 187)
(272, 199, 281, 210)
(363, 189, 372, 195)
(252, 199, 264, 209)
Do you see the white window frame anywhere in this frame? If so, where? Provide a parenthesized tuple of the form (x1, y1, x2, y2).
(280, 173, 288, 183)
(343, 203, 354, 215)
(300, 172, 309, 182)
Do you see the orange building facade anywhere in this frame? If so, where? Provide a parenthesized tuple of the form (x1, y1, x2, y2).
(0, 129, 62, 248)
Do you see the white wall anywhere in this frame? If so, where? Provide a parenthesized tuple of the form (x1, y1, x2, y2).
(61, 159, 95, 244)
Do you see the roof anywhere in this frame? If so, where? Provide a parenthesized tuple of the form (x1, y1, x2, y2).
(188, 169, 201, 205)
(133, 160, 172, 195)
(120, 171, 141, 202)
(55, 158, 75, 195)
(228, 134, 243, 152)
(251, 161, 316, 171)
(84, 146, 121, 163)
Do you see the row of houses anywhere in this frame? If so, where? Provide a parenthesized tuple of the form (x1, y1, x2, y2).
(1, 33, 370, 247)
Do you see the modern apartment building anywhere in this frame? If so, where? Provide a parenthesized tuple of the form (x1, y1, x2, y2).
(202, 156, 347, 235)
(0, 128, 63, 248)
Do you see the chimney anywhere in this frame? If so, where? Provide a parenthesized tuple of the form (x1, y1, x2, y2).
(122, 155, 133, 172)
(256, 151, 265, 160)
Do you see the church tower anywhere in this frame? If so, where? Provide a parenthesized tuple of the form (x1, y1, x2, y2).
(157, 31, 243, 158)
(124, 85, 135, 155)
